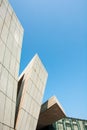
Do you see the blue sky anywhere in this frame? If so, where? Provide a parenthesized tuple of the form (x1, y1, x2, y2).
(9, 0, 87, 119)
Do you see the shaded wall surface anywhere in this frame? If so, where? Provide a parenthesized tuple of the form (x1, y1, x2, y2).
(0, 0, 24, 129)
(15, 54, 48, 130)
(41, 117, 87, 130)
(37, 96, 66, 130)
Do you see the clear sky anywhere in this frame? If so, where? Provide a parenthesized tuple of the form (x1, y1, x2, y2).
(9, 0, 87, 120)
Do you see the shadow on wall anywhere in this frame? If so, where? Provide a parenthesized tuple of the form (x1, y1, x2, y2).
(15, 75, 24, 127)
(36, 100, 49, 130)
(40, 125, 56, 130)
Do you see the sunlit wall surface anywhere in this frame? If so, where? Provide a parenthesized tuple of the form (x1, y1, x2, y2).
(42, 117, 87, 130)
(15, 54, 48, 130)
(0, 0, 24, 129)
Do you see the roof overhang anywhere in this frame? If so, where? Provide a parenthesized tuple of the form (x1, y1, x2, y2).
(37, 96, 66, 130)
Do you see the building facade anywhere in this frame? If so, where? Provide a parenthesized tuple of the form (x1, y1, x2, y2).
(37, 98, 87, 130)
(0, 1, 48, 130)
(15, 54, 48, 130)
(40, 117, 87, 130)
(0, 1, 87, 130)
(0, 0, 24, 129)
(37, 96, 66, 130)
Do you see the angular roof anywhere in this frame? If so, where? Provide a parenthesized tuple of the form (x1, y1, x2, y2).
(19, 53, 48, 80)
(37, 96, 66, 130)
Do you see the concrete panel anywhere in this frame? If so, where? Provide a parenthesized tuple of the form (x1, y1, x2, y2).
(6, 74, 14, 100)
(12, 42, 18, 58)
(0, 123, 3, 130)
(5, 9, 11, 28)
(16, 46, 21, 62)
(14, 27, 19, 43)
(10, 19, 16, 34)
(12, 79, 17, 103)
(19, 112, 28, 130)
(9, 55, 16, 77)
(0, 39, 5, 64)
(24, 115, 31, 130)
(0, 0, 7, 20)
(6, 33, 13, 52)
(8, 3, 13, 16)
(0, 91, 5, 123)
(4, 97, 12, 126)
(3, 125, 10, 130)
(15, 54, 48, 130)
(0, 0, 2, 5)
(0, 66, 8, 94)
(10, 102, 16, 127)
(3, 47, 11, 70)
(1, 23, 9, 43)
(0, 16, 3, 34)
(15, 109, 25, 130)
(0, 64, 2, 73)
(14, 61, 19, 80)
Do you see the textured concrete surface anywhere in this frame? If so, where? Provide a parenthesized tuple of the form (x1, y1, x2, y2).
(0, 0, 23, 129)
(15, 54, 48, 130)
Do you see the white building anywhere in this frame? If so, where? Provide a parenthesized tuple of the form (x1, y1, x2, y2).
(0, 0, 24, 129)
(15, 54, 48, 130)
